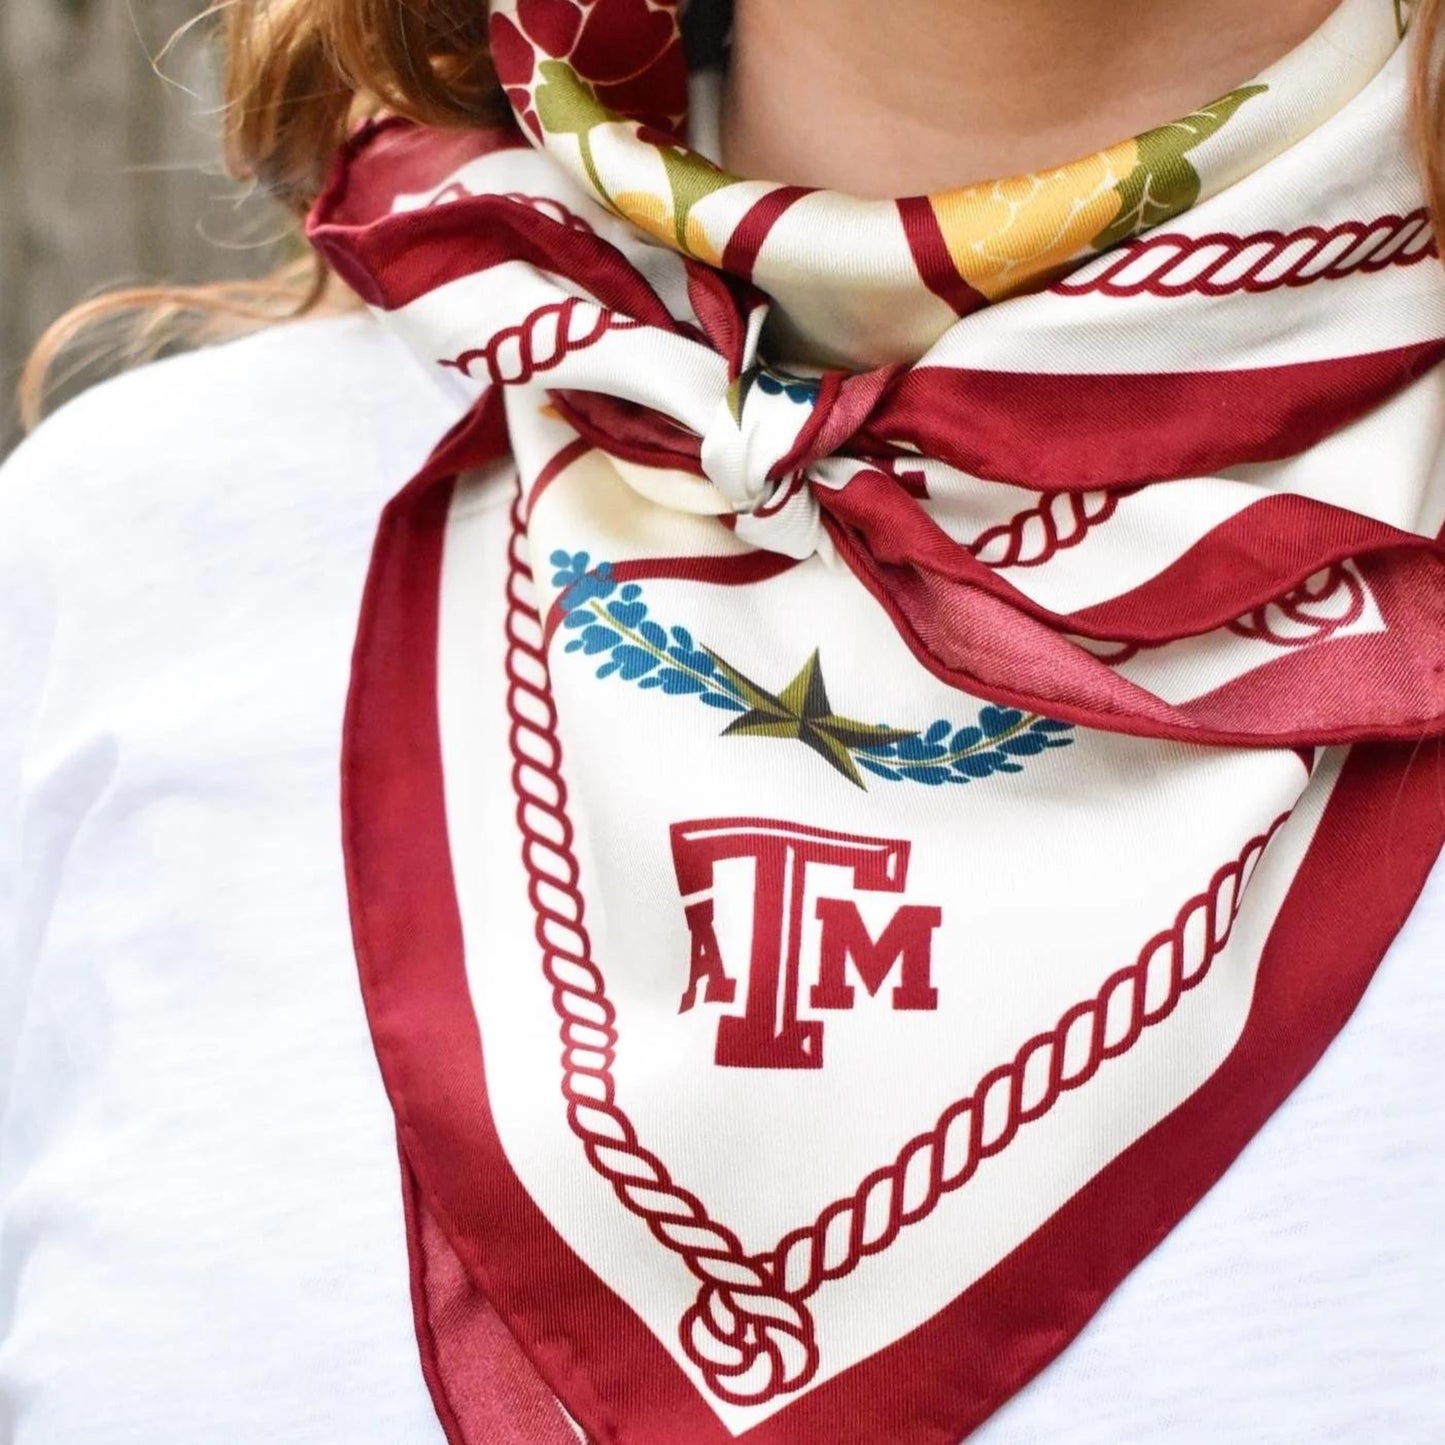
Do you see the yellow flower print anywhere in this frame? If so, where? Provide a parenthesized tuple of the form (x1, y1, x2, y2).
(612, 189, 722, 264)
(929, 138, 1140, 302)
(929, 83, 1268, 301)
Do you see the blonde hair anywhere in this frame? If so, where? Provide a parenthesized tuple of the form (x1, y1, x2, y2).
(18, 0, 1445, 427)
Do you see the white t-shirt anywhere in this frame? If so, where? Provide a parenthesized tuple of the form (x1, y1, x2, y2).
(0, 314, 1440, 1444)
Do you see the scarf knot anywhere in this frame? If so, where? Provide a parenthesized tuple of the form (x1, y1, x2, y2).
(310, 124, 1445, 747)
(700, 365, 824, 509)
(698, 362, 844, 560)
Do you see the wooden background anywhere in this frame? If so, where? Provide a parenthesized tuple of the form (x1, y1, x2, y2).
(0, 0, 283, 452)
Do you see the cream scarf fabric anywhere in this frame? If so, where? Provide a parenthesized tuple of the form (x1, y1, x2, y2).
(308, 0, 1445, 1438)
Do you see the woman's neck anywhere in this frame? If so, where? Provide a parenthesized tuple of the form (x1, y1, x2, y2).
(720, 0, 1344, 196)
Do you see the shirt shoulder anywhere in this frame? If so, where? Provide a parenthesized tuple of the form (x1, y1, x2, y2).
(0, 312, 463, 687)
(1, 312, 458, 558)
(0, 315, 463, 1095)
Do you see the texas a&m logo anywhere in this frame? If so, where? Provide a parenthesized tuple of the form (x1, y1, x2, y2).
(670, 818, 943, 1070)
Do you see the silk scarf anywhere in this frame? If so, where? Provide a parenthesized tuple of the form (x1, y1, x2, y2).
(309, 0, 1445, 1438)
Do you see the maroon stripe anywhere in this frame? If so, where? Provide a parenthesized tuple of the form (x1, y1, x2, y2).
(550, 392, 706, 475)
(873, 343, 1445, 490)
(1171, 548, 1445, 736)
(403, 1164, 578, 1445)
(607, 551, 797, 588)
(829, 510, 1445, 746)
(310, 190, 681, 322)
(311, 129, 679, 326)
(685, 262, 756, 370)
(312, 117, 528, 232)
(1064, 493, 1442, 641)
(828, 471, 1444, 642)
(719, 186, 811, 279)
(541, 549, 798, 649)
(523, 436, 593, 521)
(896, 196, 989, 317)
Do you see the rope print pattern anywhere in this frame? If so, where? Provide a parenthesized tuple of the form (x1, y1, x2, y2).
(969, 489, 1129, 568)
(502, 490, 1291, 1405)
(432, 205, 1436, 577)
(1090, 563, 1370, 666)
(1055, 210, 1434, 297)
(424, 184, 599, 231)
(441, 296, 645, 387)
(1229, 562, 1368, 645)
(441, 297, 1127, 568)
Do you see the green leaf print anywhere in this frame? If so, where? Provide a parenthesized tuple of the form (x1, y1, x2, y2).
(654, 142, 737, 253)
(534, 58, 736, 252)
(1091, 83, 1268, 251)
(534, 60, 612, 201)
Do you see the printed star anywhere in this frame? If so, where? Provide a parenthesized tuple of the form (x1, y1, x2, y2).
(705, 648, 915, 788)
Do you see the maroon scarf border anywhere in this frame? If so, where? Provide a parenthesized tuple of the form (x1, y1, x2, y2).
(342, 463, 1445, 1442)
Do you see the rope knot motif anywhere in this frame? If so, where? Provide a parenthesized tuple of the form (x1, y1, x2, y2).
(503, 488, 1295, 1407)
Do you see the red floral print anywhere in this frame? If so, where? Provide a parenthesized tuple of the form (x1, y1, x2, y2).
(489, 0, 687, 142)
(517, 0, 584, 57)
(570, 0, 674, 83)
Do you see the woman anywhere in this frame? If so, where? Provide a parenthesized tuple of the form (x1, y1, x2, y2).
(2, 0, 1442, 1439)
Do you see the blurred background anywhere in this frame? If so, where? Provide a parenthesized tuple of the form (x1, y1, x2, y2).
(0, 0, 285, 454)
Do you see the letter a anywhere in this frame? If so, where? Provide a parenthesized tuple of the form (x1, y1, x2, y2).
(678, 898, 737, 1013)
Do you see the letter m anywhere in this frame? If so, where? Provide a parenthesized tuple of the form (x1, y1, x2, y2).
(809, 900, 942, 1012)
